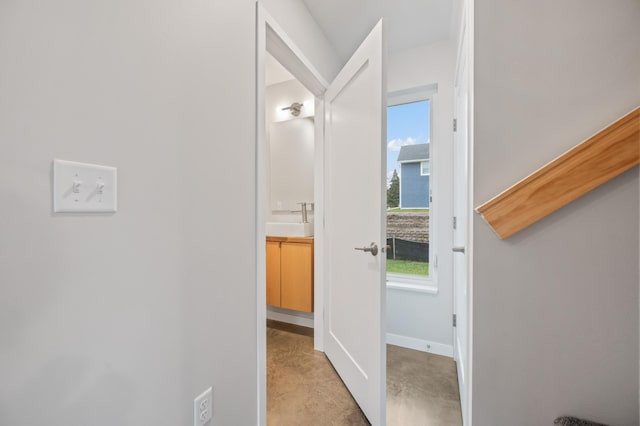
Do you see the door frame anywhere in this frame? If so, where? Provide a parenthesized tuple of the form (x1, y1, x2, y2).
(255, 3, 329, 425)
(256, 1, 476, 424)
(452, 0, 475, 424)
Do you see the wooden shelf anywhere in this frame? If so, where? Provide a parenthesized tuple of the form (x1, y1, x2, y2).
(476, 107, 640, 239)
(266, 236, 314, 244)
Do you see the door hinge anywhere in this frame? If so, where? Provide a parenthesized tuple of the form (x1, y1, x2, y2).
(453, 216, 457, 230)
(453, 314, 457, 327)
(453, 118, 457, 132)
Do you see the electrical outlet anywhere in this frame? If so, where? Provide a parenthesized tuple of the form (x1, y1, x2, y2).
(194, 387, 213, 426)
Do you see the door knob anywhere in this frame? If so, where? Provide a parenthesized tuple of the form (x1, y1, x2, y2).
(452, 246, 465, 254)
(355, 242, 378, 256)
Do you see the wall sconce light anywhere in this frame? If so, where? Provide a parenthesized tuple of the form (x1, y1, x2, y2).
(282, 102, 303, 116)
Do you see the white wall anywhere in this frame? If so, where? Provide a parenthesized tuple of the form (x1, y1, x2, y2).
(261, 0, 341, 82)
(386, 40, 456, 353)
(473, 1, 640, 425)
(265, 79, 315, 326)
(0, 1, 335, 425)
(265, 79, 315, 222)
(261, 0, 342, 223)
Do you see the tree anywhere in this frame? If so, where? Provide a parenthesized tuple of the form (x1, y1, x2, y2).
(387, 169, 400, 208)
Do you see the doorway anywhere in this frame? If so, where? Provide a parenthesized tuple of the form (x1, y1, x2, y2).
(256, 2, 474, 425)
(385, 92, 463, 425)
(257, 4, 386, 424)
(256, 6, 329, 424)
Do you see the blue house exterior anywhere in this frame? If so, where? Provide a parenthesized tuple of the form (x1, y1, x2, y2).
(398, 144, 429, 208)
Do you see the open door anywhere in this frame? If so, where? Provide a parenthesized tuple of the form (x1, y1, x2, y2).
(453, 20, 470, 425)
(323, 20, 386, 425)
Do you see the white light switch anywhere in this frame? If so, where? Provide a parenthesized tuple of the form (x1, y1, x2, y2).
(53, 159, 117, 213)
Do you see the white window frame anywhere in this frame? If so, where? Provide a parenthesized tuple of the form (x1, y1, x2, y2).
(420, 160, 430, 176)
(386, 85, 438, 293)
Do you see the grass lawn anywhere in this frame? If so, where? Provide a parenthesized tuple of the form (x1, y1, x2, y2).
(386, 259, 429, 276)
(386, 208, 429, 213)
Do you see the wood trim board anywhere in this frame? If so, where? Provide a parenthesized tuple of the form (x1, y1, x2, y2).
(266, 236, 314, 244)
(476, 107, 640, 239)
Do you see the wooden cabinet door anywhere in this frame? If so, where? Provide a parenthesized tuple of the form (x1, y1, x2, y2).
(280, 241, 313, 312)
(266, 241, 281, 307)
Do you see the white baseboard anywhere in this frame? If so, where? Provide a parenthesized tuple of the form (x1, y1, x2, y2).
(386, 333, 453, 357)
(267, 308, 314, 328)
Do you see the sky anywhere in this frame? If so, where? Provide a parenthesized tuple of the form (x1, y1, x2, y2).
(387, 100, 430, 184)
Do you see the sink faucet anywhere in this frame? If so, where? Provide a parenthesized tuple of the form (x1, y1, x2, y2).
(298, 202, 309, 223)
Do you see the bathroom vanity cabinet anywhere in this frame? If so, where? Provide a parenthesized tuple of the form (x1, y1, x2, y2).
(266, 236, 314, 312)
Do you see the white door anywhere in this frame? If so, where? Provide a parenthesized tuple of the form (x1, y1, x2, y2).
(324, 20, 386, 425)
(453, 23, 470, 425)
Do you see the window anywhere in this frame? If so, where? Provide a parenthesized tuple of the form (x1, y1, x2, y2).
(420, 160, 430, 176)
(386, 96, 433, 291)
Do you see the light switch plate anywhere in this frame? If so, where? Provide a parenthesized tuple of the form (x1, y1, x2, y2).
(53, 159, 117, 213)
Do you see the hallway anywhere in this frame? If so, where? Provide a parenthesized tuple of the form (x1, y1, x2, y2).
(267, 320, 462, 425)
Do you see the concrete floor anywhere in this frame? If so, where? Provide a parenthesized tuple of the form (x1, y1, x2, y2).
(267, 320, 462, 426)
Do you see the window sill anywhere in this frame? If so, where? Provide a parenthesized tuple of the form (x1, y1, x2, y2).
(386, 274, 438, 294)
